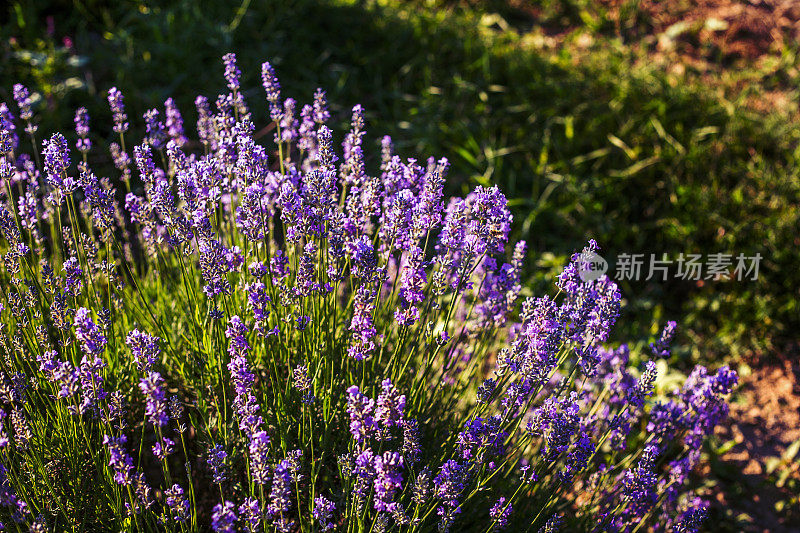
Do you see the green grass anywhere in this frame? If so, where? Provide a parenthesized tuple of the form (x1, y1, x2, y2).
(3, 0, 799, 364)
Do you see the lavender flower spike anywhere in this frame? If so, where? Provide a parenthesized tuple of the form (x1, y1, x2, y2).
(313, 496, 336, 531)
(74, 107, 91, 153)
(42, 133, 70, 190)
(211, 501, 237, 533)
(139, 371, 169, 428)
(261, 61, 282, 121)
(107, 87, 129, 134)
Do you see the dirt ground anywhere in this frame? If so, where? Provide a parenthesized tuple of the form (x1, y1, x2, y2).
(500, 0, 800, 113)
(711, 356, 800, 532)
(600, 0, 800, 59)
(602, 0, 800, 112)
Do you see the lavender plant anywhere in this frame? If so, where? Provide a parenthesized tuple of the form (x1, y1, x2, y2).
(0, 55, 736, 532)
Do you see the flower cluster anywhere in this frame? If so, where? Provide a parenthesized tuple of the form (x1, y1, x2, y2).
(0, 60, 736, 532)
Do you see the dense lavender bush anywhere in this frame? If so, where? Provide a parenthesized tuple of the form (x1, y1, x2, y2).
(0, 56, 736, 531)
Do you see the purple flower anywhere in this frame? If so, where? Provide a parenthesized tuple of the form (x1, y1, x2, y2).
(222, 53, 241, 92)
(557, 240, 599, 294)
(348, 283, 377, 361)
(0, 202, 21, 248)
(78, 164, 115, 230)
(457, 416, 507, 464)
(374, 451, 404, 512)
(169, 395, 184, 424)
(347, 236, 378, 279)
(249, 430, 271, 485)
(12, 84, 34, 123)
(433, 460, 469, 532)
(152, 437, 175, 460)
(164, 98, 187, 147)
(37, 350, 65, 382)
(270, 250, 289, 280)
(63, 257, 83, 296)
(647, 400, 685, 441)
(674, 498, 708, 533)
(519, 463, 538, 485)
(627, 361, 657, 408)
(72, 108, 90, 153)
(620, 445, 659, 518)
(528, 393, 580, 460)
(402, 418, 422, 465)
(143, 109, 166, 150)
(0, 469, 27, 523)
(211, 501, 237, 533)
(226, 316, 264, 437)
(576, 276, 622, 375)
(224, 246, 244, 272)
(679, 365, 737, 449)
(103, 434, 134, 485)
(236, 182, 269, 242)
(294, 314, 311, 331)
(650, 320, 678, 359)
(313, 496, 335, 531)
(107, 87, 129, 134)
(0, 54, 741, 533)
(42, 133, 70, 190)
(469, 185, 512, 254)
(139, 372, 169, 428)
(313, 88, 330, 124)
(489, 497, 511, 531)
(537, 515, 562, 533)
(133, 144, 157, 184)
(125, 193, 150, 226)
(477, 378, 496, 403)
(198, 238, 232, 298)
(76, 353, 107, 415)
(195, 95, 214, 147)
(0, 103, 18, 154)
(412, 467, 432, 505)
(261, 61, 282, 121)
(165, 484, 190, 523)
(298, 104, 316, 153)
(350, 448, 375, 512)
(226, 316, 253, 368)
(110, 142, 131, 183)
(346, 385, 376, 443)
(294, 242, 319, 297)
(268, 459, 294, 532)
(125, 330, 160, 372)
(375, 379, 406, 435)
(318, 125, 337, 169)
(397, 246, 426, 306)
(341, 105, 366, 188)
(292, 365, 314, 404)
(277, 98, 298, 143)
(561, 431, 595, 482)
(74, 308, 106, 356)
(381, 188, 417, 252)
(207, 445, 228, 485)
(249, 261, 269, 279)
(247, 282, 271, 323)
(474, 245, 525, 329)
(710, 365, 738, 394)
(239, 497, 262, 532)
(412, 157, 448, 238)
(132, 473, 154, 512)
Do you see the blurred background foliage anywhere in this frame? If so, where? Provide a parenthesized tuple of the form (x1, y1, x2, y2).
(2, 0, 799, 367)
